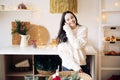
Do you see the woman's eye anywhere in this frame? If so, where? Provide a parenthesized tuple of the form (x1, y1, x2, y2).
(71, 16, 74, 19)
(67, 19, 69, 21)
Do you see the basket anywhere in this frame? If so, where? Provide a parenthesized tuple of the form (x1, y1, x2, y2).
(48, 71, 93, 80)
(37, 69, 54, 75)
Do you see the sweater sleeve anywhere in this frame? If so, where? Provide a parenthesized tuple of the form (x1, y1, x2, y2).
(63, 25, 87, 49)
(58, 43, 81, 71)
(77, 26, 87, 48)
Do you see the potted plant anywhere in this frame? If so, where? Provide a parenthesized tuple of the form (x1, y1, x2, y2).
(12, 20, 30, 47)
(12, 20, 28, 35)
(34, 55, 61, 75)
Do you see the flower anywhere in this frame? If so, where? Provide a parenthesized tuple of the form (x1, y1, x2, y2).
(12, 20, 28, 35)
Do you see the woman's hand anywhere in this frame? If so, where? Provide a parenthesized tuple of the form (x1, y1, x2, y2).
(65, 23, 70, 27)
(65, 22, 76, 29)
(79, 69, 83, 73)
(63, 23, 71, 31)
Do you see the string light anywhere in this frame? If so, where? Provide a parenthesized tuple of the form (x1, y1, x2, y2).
(114, 2, 119, 7)
(102, 14, 106, 20)
(114, 0, 120, 7)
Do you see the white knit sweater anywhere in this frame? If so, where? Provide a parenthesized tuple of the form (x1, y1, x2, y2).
(58, 25, 88, 71)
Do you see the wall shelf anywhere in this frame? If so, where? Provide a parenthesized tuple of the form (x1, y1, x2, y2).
(0, 9, 32, 12)
(6, 71, 33, 76)
(101, 68, 120, 70)
(102, 9, 120, 12)
(99, 0, 120, 80)
(101, 24, 120, 27)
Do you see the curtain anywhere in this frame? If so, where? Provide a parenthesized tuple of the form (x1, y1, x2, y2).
(50, 0, 78, 13)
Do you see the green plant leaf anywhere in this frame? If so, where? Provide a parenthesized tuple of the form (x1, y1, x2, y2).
(12, 20, 28, 35)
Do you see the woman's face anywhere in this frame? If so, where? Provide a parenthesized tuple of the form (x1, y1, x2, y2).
(64, 13, 76, 29)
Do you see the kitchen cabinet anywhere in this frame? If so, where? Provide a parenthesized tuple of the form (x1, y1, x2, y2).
(0, 45, 97, 80)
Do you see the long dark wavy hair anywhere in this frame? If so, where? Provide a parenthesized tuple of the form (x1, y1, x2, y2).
(57, 11, 80, 44)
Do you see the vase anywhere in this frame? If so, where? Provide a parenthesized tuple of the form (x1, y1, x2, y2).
(20, 35, 30, 48)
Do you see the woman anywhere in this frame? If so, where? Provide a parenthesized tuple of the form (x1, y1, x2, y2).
(57, 11, 90, 74)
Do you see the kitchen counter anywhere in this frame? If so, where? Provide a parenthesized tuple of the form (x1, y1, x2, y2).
(0, 45, 97, 55)
(0, 45, 97, 80)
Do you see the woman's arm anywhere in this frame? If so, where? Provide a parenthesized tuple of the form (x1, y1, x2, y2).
(63, 25, 79, 49)
(63, 25, 87, 49)
(58, 43, 81, 71)
(77, 26, 87, 48)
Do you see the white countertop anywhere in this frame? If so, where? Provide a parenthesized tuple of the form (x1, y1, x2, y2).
(0, 45, 97, 55)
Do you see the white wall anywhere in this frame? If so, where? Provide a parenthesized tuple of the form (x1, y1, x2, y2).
(77, 0, 99, 48)
(0, 0, 99, 79)
(0, 0, 99, 48)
